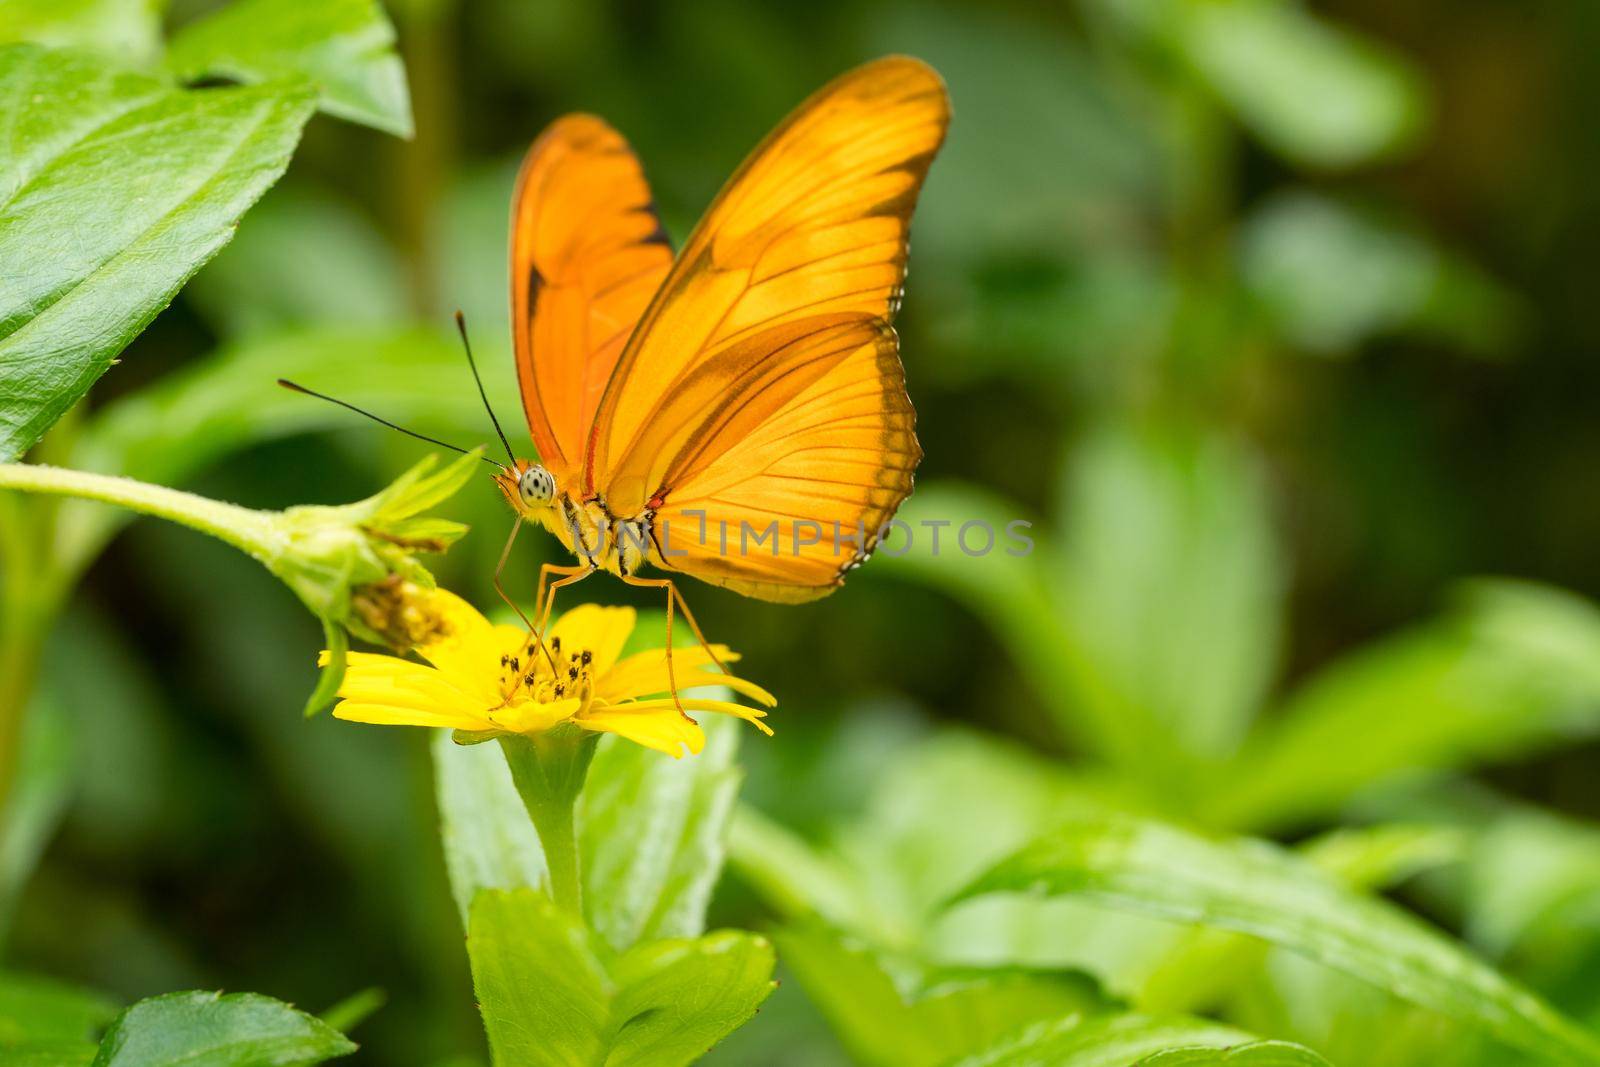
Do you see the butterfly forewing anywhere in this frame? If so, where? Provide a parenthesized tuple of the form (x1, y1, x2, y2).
(510, 114, 672, 483)
(586, 55, 949, 511)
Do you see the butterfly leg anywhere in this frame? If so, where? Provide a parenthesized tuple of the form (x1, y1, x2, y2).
(618, 575, 690, 721)
(489, 517, 556, 704)
(536, 564, 595, 634)
(618, 575, 730, 723)
(491, 517, 536, 630)
(663, 578, 729, 677)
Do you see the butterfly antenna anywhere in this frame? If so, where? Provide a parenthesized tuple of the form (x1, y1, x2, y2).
(454, 310, 516, 466)
(277, 379, 500, 466)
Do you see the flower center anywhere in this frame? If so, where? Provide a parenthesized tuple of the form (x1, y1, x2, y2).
(495, 634, 595, 707)
(352, 576, 452, 651)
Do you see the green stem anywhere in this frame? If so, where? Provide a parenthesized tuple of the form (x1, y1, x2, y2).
(536, 796, 582, 915)
(0, 602, 44, 834)
(498, 727, 598, 915)
(0, 487, 51, 834)
(0, 463, 282, 562)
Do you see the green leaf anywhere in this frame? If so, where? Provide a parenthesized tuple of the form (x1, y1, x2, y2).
(258, 449, 478, 623)
(302, 617, 347, 717)
(184, 188, 409, 337)
(734, 698, 927, 841)
(875, 485, 1135, 764)
(773, 921, 1105, 1067)
(467, 889, 774, 1067)
(728, 803, 882, 936)
(950, 815, 1600, 1064)
(366, 448, 480, 524)
(947, 1012, 1259, 1067)
(729, 729, 1128, 954)
(729, 735, 1198, 1015)
(1240, 190, 1518, 357)
(1119, 0, 1427, 169)
(864, 3, 1159, 261)
(1368, 784, 1600, 1003)
(885, 458, 1278, 789)
(1465, 811, 1600, 965)
(1138, 1040, 1334, 1065)
(1207, 581, 1600, 831)
(1241, 191, 1433, 352)
(469, 890, 610, 1065)
(581, 714, 744, 952)
(0, 44, 315, 461)
(849, 731, 1127, 924)
(1057, 421, 1283, 762)
(432, 729, 546, 927)
(316, 988, 384, 1035)
(1125, 823, 1467, 1016)
(1230, 946, 1493, 1067)
(0, 0, 161, 61)
(92, 990, 356, 1066)
(167, 0, 412, 136)
(1299, 823, 1468, 892)
(729, 729, 1154, 983)
(605, 931, 778, 1067)
(0, 971, 118, 1045)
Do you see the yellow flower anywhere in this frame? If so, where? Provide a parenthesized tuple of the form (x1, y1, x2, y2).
(318, 589, 774, 757)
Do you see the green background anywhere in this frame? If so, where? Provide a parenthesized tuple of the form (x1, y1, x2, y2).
(9, 0, 1600, 1063)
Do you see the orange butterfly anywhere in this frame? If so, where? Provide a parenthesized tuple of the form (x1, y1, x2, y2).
(285, 57, 947, 701)
(489, 56, 949, 651)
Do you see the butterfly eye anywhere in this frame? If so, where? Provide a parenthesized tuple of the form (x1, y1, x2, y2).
(519, 466, 554, 506)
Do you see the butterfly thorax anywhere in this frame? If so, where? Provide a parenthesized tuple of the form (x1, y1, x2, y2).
(494, 459, 652, 578)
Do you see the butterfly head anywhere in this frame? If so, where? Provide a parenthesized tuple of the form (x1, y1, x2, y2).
(495, 458, 557, 517)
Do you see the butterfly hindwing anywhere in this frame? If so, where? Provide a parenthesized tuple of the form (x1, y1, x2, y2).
(649, 315, 919, 602)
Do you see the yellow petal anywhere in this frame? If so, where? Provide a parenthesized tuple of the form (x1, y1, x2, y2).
(489, 623, 536, 653)
(488, 696, 581, 735)
(598, 660, 774, 708)
(338, 652, 491, 712)
(623, 697, 774, 736)
(334, 701, 495, 731)
(412, 590, 504, 700)
(604, 645, 738, 684)
(597, 649, 764, 703)
(575, 705, 704, 757)
(709, 674, 777, 707)
(549, 604, 635, 674)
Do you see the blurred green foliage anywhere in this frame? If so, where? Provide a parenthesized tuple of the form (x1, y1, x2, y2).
(4, 0, 1600, 1063)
